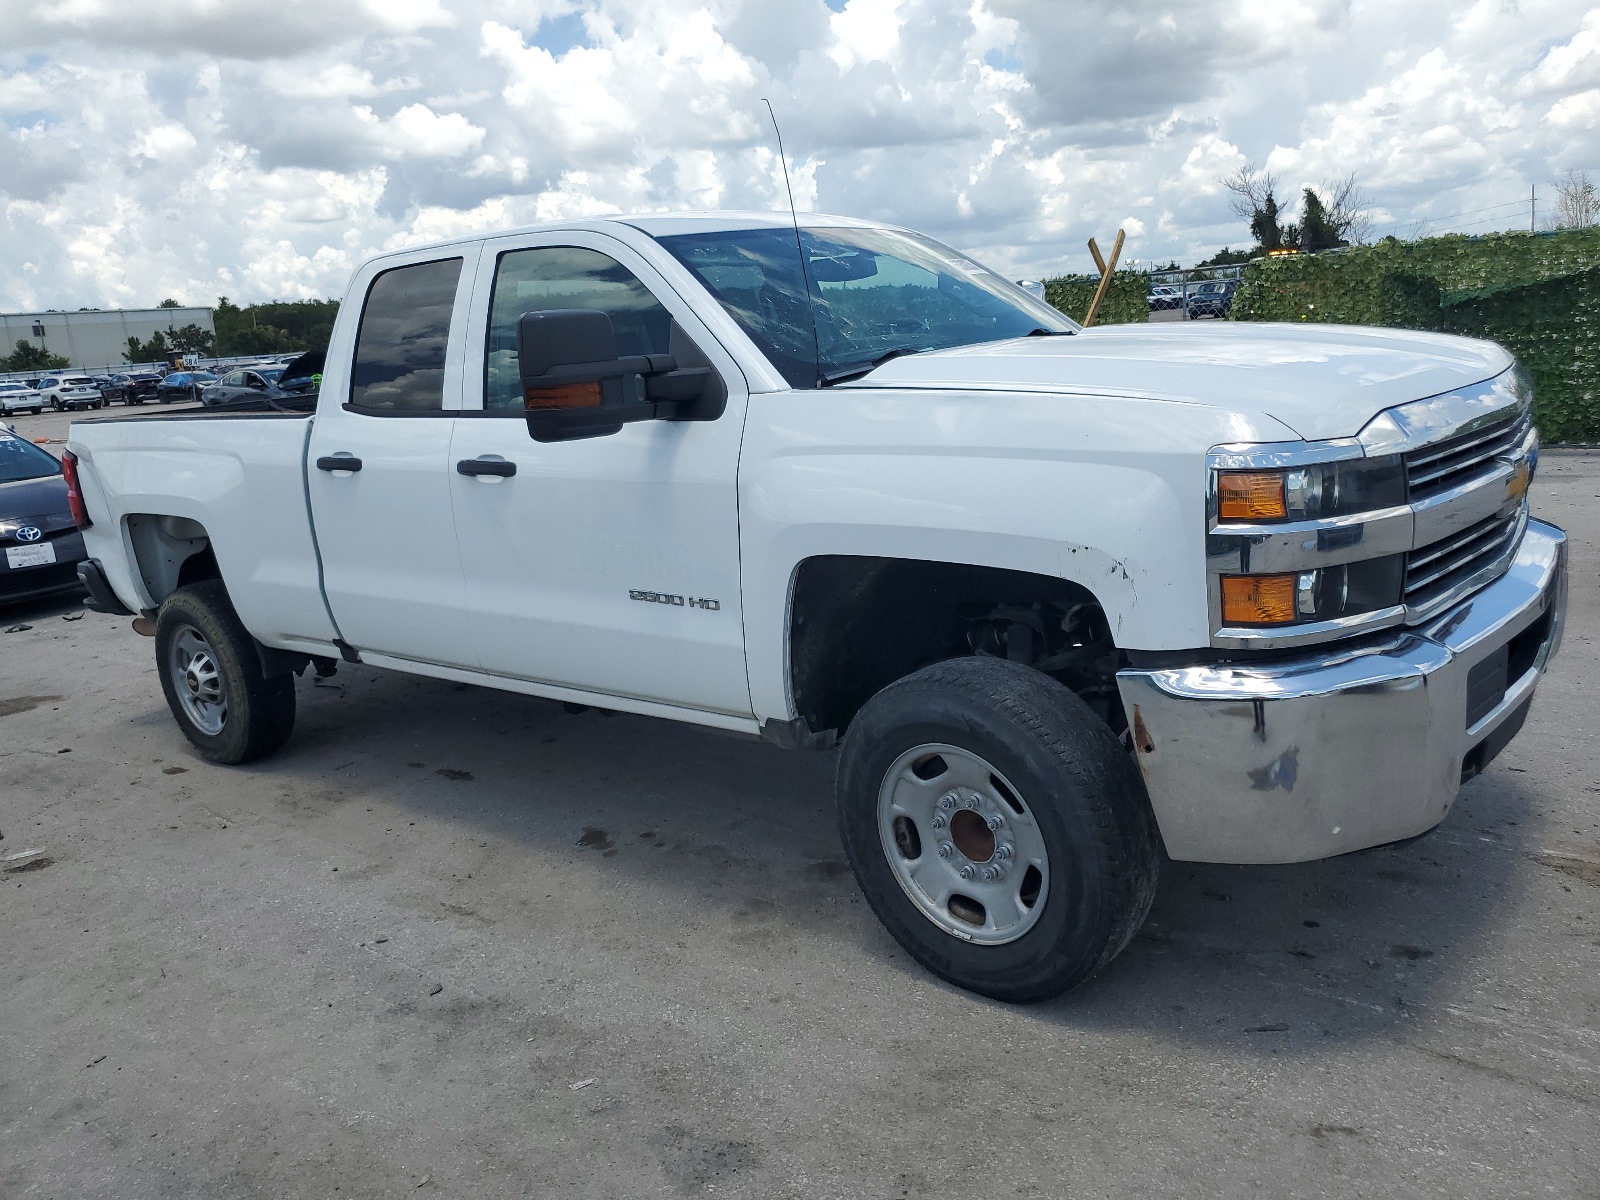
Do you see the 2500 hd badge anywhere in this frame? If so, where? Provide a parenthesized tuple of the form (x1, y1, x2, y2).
(629, 589, 721, 611)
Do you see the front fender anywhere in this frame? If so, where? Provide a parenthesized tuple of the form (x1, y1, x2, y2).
(737, 386, 1294, 723)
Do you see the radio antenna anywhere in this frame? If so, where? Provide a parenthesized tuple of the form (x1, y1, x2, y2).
(762, 98, 823, 386)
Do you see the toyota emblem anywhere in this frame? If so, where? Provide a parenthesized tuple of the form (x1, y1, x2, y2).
(16, 525, 43, 543)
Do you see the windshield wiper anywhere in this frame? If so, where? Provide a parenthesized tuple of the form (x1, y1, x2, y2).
(818, 345, 925, 386)
(1027, 327, 1073, 336)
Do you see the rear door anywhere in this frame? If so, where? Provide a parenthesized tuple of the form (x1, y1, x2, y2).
(446, 230, 753, 717)
(307, 247, 482, 668)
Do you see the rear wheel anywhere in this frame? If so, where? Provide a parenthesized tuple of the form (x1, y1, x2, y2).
(155, 580, 295, 764)
(837, 657, 1161, 1003)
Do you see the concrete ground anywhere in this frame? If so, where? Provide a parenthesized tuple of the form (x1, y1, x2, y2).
(2, 421, 1597, 1197)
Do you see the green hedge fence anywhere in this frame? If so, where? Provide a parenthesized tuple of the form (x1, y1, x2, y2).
(1044, 273, 1150, 327)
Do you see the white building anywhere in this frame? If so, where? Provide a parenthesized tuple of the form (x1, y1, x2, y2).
(1, 307, 216, 371)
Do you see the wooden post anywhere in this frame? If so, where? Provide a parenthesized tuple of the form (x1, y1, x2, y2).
(1081, 229, 1126, 328)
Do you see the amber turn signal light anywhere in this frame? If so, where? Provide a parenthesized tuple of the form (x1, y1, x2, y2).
(1218, 471, 1287, 520)
(525, 381, 602, 410)
(1220, 574, 1299, 625)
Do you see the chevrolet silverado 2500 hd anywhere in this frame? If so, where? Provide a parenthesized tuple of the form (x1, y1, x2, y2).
(64, 212, 1567, 1002)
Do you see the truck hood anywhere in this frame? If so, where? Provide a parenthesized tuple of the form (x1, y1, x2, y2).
(853, 321, 1513, 442)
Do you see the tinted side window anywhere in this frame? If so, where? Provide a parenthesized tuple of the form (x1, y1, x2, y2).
(350, 257, 463, 412)
(485, 247, 672, 411)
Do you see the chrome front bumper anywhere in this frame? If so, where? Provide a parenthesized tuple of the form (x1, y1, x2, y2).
(1117, 519, 1568, 864)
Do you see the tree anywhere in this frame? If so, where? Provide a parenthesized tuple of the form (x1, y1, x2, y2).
(158, 298, 182, 308)
(1552, 170, 1598, 229)
(1195, 247, 1254, 267)
(3, 339, 70, 371)
(1223, 163, 1370, 254)
(166, 323, 215, 356)
(212, 296, 339, 356)
(1299, 188, 1343, 252)
(125, 332, 168, 363)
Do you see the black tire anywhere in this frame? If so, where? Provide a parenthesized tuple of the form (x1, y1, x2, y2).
(155, 580, 295, 764)
(836, 657, 1161, 1003)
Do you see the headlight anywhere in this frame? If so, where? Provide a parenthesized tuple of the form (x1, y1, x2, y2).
(1216, 455, 1407, 523)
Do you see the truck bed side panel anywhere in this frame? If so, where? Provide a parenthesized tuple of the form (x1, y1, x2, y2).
(71, 415, 338, 647)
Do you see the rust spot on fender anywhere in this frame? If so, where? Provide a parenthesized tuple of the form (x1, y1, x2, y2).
(1131, 705, 1155, 754)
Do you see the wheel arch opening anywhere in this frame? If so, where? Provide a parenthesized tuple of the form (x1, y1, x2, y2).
(788, 555, 1125, 742)
(126, 513, 218, 606)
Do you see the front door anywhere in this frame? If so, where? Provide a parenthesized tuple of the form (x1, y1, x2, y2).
(307, 250, 479, 669)
(447, 232, 752, 717)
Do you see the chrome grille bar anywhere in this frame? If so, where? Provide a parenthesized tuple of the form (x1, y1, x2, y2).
(1405, 411, 1529, 499)
(1404, 511, 1521, 600)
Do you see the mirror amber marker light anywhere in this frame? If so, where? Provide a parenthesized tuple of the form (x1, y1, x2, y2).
(525, 382, 602, 410)
(1218, 471, 1287, 520)
(1221, 574, 1299, 625)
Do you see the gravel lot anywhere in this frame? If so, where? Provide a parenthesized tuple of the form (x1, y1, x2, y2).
(3, 415, 1597, 1198)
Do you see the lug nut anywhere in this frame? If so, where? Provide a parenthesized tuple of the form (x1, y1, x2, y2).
(964, 794, 980, 809)
(959, 864, 977, 880)
(938, 843, 954, 859)
(995, 843, 1014, 861)
(931, 814, 946, 830)
(986, 814, 1003, 831)
(981, 866, 1001, 882)
(939, 795, 956, 810)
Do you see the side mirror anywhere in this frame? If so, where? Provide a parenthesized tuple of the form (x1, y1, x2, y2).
(517, 309, 710, 443)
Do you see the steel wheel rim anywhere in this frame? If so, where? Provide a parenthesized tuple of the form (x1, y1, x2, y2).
(169, 624, 228, 736)
(877, 742, 1051, 946)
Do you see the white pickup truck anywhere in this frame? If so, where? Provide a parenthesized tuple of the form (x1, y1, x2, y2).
(64, 211, 1567, 1002)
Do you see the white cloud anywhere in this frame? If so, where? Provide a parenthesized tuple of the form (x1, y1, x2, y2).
(0, 0, 1597, 308)
(829, 0, 905, 68)
(358, 103, 486, 158)
(132, 123, 199, 163)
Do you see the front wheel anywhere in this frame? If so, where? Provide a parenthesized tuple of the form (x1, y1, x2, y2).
(836, 657, 1161, 1003)
(155, 580, 296, 764)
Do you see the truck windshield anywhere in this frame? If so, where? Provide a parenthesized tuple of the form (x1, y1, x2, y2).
(0, 434, 62, 484)
(654, 225, 1074, 388)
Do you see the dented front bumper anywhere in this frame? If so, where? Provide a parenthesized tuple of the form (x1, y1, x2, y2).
(1116, 519, 1567, 864)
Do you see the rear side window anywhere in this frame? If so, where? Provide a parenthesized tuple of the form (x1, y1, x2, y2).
(484, 247, 673, 411)
(349, 257, 463, 412)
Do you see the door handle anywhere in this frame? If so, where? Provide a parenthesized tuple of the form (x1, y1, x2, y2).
(456, 458, 517, 478)
(316, 455, 363, 472)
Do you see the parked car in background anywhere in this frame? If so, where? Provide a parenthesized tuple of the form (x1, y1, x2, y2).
(275, 350, 324, 396)
(103, 372, 161, 405)
(1147, 286, 1180, 312)
(200, 368, 293, 407)
(37, 375, 105, 411)
(1, 429, 85, 605)
(156, 371, 218, 404)
(0, 381, 45, 415)
(1186, 280, 1236, 318)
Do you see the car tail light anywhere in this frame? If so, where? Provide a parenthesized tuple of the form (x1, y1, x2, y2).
(62, 450, 91, 528)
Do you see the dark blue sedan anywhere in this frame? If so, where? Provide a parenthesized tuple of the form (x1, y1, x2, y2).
(156, 371, 218, 404)
(1, 430, 86, 605)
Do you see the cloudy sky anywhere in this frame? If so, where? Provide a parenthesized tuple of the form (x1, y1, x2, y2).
(1, 0, 1597, 311)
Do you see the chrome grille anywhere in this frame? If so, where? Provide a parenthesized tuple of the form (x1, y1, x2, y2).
(1404, 509, 1523, 610)
(1404, 409, 1530, 501)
